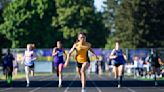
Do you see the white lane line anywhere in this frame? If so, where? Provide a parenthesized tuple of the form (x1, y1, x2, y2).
(88, 75, 102, 92)
(0, 76, 43, 92)
(28, 76, 55, 92)
(29, 75, 69, 92)
(91, 81, 102, 92)
(29, 81, 54, 92)
(100, 74, 135, 92)
(0, 87, 12, 92)
(99, 76, 136, 92)
(29, 87, 41, 92)
(64, 75, 78, 92)
(156, 87, 164, 91)
(0, 76, 49, 92)
(29, 77, 56, 92)
(41, 74, 69, 88)
(125, 87, 136, 92)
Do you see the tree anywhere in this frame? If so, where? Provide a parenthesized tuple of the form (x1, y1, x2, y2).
(0, 0, 12, 48)
(0, 0, 60, 48)
(52, 0, 108, 47)
(104, 0, 138, 48)
(104, 0, 164, 48)
(0, 0, 108, 48)
(134, 0, 164, 47)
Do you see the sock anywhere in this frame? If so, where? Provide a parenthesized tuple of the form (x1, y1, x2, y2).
(154, 74, 156, 83)
(118, 76, 122, 85)
(56, 69, 59, 77)
(59, 79, 62, 85)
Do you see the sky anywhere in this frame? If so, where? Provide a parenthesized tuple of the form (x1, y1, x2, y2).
(94, 0, 106, 12)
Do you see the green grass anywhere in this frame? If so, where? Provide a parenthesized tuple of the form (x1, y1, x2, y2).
(0, 72, 53, 80)
(136, 77, 164, 81)
(0, 72, 78, 80)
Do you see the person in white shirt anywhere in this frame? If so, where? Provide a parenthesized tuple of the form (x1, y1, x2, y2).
(133, 55, 144, 77)
(145, 54, 151, 75)
(22, 44, 36, 87)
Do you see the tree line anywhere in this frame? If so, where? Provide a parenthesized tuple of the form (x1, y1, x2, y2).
(0, 0, 164, 49)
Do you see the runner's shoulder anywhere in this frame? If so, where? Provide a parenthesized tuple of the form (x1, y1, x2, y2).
(73, 42, 79, 47)
(85, 42, 91, 47)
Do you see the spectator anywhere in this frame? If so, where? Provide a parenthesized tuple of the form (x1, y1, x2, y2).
(133, 55, 144, 77)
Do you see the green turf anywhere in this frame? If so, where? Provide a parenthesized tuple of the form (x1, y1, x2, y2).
(0, 73, 53, 80)
(136, 77, 164, 81)
(0, 72, 78, 80)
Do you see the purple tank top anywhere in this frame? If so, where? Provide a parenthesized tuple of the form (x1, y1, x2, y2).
(53, 48, 64, 63)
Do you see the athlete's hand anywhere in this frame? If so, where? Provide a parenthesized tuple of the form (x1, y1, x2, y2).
(64, 62, 68, 68)
(113, 55, 117, 59)
(162, 62, 164, 65)
(111, 60, 115, 65)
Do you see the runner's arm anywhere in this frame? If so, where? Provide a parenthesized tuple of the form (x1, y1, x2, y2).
(89, 48, 99, 60)
(123, 52, 128, 61)
(21, 53, 25, 64)
(52, 47, 58, 56)
(32, 52, 37, 61)
(63, 50, 67, 61)
(109, 49, 117, 59)
(158, 58, 164, 65)
(64, 44, 76, 67)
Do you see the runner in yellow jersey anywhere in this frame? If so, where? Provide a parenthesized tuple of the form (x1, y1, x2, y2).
(64, 32, 98, 92)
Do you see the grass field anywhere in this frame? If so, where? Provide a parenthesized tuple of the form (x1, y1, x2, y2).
(0, 72, 78, 80)
(0, 72, 53, 80)
(136, 77, 164, 81)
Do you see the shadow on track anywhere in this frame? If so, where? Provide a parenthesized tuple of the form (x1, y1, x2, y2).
(1, 80, 164, 88)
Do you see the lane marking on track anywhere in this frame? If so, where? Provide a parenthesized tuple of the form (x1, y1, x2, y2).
(88, 75, 102, 92)
(29, 81, 55, 92)
(29, 76, 54, 92)
(0, 76, 51, 92)
(98, 74, 136, 92)
(64, 75, 78, 92)
(155, 87, 164, 91)
(29, 87, 41, 92)
(0, 75, 55, 92)
(124, 87, 136, 92)
(105, 73, 137, 92)
(90, 81, 102, 92)
(29, 75, 69, 92)
(0, 87, 12, 92)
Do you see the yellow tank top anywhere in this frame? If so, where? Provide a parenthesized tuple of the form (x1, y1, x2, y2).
(75, 42, 91, 63)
